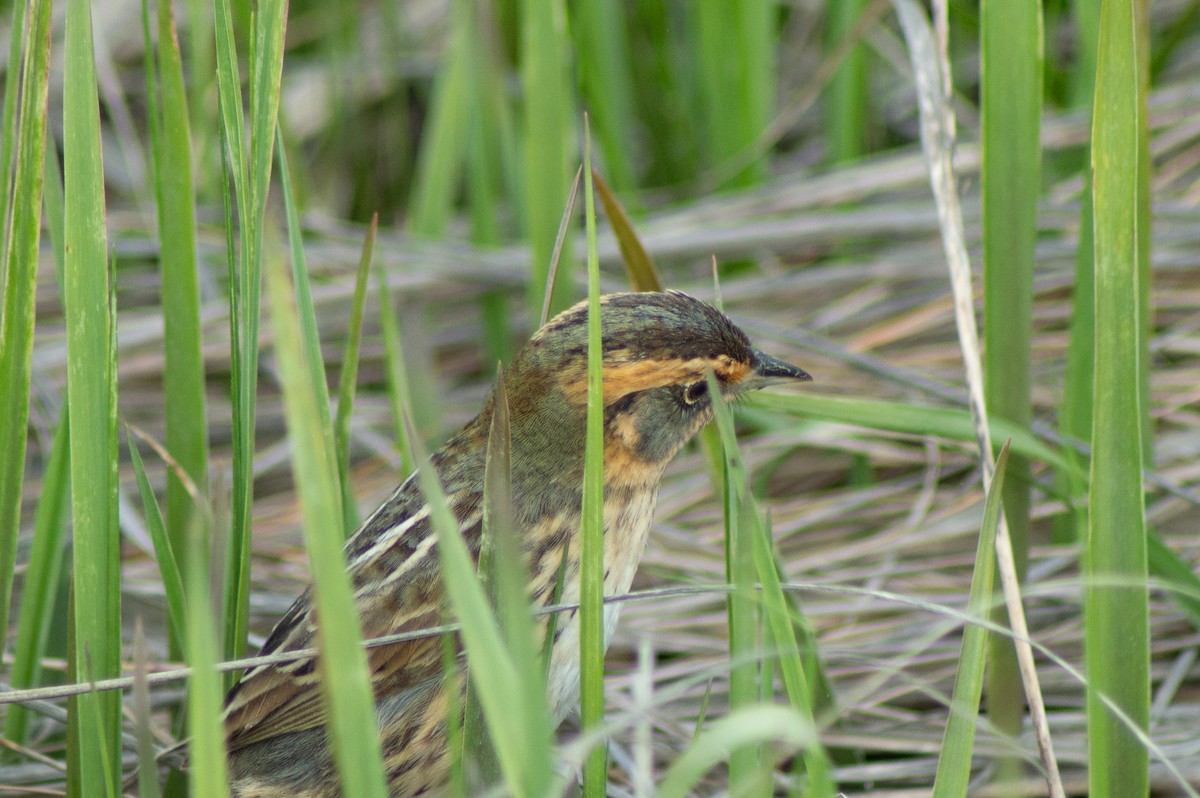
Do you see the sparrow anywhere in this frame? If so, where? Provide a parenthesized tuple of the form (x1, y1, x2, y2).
(223, 290, 811, 796)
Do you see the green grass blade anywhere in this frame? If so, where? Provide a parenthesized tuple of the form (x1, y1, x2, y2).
(591, 169, 661, 292)
(1133, 2, 1152, 469)
(140, 0, 161, 239)
(708, 372, 833, 796)
(464, 374, 510, 789)
(718, 429, 761, 790)
(931, 443, 1009, 798)
(580, 115, 608, 798)
(127, 429, 189, 648)
(334, 215, 378, 532)
(4, 72, 66, 757)
(750, 515, 833, 797)
(42, 123, 66, 281)
(212, 0, 248, 198)
(265, 244, 388, 798)
(747, 392, 1073, 477)
(64, 0, 121, 788)
(539, 538, 571, 684)
(277, 127, 340, 516)
(572, 0, 637, 194)
(0, 0, 28, 249)
(144, 0, 210, 676)
(621, 3, 697, 187)
(657, 706, 815, 798)
(248, 1, 287, 222)
(150, 0, 210, 664)
(409, 0, 471, 238)
(1068, 0, 1101, 108)
(3, 409, 69, 752)
(467, 364, 552, 792)
(1085, 1, 1150, 794)
(69, 630, 120, 798)
(446, 628, 469, 798)
(692, 1, 772, 189)
(824, 0, 870, 164)
(520, 0, 574, 317)
(215, 0, 288, 673)
(539, 165, 582, 327)
(466, 10, 516, 250)
(767, 548, 836, 720)
(0, 0, 51, 631)
(1147, 533, 1200, 628)
(464, 5, 512, 366)
(214, 0, 254, 677)
(1054, 176, 1094, 545)
(980, 0, 1042, 775)
(183, 0, 217, 195)
(131, 623, 162, 798)
(185, 517, 231, 797)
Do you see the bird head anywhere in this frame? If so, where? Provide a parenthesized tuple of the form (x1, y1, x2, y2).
(501, 291, 811, 476)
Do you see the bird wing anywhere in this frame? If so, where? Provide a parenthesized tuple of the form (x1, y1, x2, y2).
(224, 494, 483, 752)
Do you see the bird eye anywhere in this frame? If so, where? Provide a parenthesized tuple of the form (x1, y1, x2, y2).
(682, 381, 709, 405)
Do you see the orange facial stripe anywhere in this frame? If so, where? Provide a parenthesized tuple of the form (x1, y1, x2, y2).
(560, 355, 754, 404)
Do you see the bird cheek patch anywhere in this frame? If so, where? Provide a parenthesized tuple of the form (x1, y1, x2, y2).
(607, 410, 642, 450)
(603, 437, 662, 483)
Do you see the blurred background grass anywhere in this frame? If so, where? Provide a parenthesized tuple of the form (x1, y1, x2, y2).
(4, 0, 1200, 794)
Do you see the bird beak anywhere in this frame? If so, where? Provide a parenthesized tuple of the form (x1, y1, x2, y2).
(749, 349, 812, 387)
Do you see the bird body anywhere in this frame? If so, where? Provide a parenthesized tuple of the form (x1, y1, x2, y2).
(223, 291, 810, 796)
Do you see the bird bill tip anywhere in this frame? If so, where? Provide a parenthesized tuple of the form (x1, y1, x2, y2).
(751, 350, 812, 383)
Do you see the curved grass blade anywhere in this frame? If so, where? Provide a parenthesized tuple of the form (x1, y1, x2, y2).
(127, 428, 188, 649)
(539, 165, 581, 327)
(932, 442, 1009, 797)
(657, 706, 815, 798)
(591, 168, 661, 292)
(747, 391, 1071, 476)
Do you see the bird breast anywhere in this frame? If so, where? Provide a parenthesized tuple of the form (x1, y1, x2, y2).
(543, 481, 659, 722)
